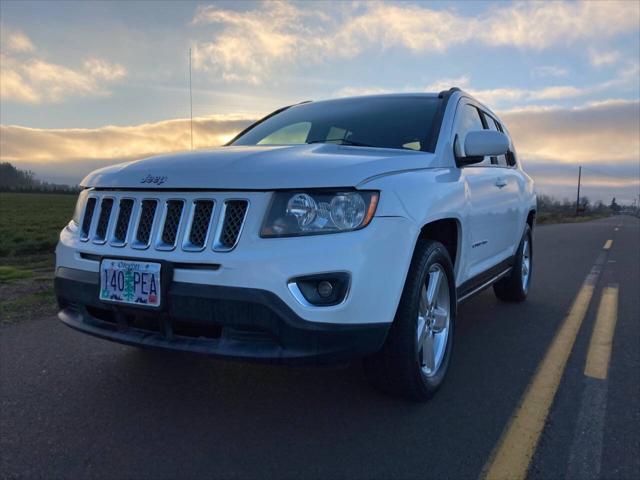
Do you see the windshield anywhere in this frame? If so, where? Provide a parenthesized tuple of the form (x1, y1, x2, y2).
(230, 96, 442, 152)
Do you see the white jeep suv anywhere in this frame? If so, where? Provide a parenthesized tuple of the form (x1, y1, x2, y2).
(55, 88, 536, 400)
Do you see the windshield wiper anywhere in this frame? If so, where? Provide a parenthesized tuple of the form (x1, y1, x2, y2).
(307, 138, 377, 148)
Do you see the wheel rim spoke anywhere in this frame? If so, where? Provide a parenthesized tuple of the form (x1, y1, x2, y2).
(419, 284, 429, 317)
(417, 316, 429, 345)
(416, 263, 451, 377)
(522, 239, 531, 288)
(422, 334, 435, 371)
(432, 306, 448, 332)
(426, 269, 442, 306)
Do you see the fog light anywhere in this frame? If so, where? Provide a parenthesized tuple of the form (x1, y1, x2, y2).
(289, 272, 350, 306)
(317, 280, 333, 298)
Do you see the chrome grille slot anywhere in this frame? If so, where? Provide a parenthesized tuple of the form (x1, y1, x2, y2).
(93, 198, 114, 243)
(80, 197, 97, 241)
(133, 200, 158, 248)
(111, 199, 134, 246)
(157, 200, 184, 250)
(214, 200, 248, 251)
(184, 200, 214, 251)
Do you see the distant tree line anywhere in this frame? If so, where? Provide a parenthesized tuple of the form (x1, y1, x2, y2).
(0, 162, 80, 193)
(537, 194, 623, 215)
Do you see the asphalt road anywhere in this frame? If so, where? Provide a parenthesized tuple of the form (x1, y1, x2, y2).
(1, 216, 638, 480)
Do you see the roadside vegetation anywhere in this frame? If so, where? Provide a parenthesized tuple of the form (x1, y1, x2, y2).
(535, 194, 625, 225)
(0, 192, 75, 324)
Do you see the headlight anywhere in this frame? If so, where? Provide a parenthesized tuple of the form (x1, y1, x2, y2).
(69, 189, 90, 231)
(261, 190, 379, 237)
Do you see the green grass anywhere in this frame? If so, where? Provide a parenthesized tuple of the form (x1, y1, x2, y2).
(0, 192, 76, 257)
(537, 212, 611, 225)
(0, 266, 34, 283)
(0, 193, 68, 322)
(0, 288, 56, 324)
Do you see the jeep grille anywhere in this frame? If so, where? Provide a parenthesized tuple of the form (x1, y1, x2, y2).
(113, 199, 134, 245)
(216, 200, 249, 251)
(185, 200, 214, 251)
(78, 192, 249, 253)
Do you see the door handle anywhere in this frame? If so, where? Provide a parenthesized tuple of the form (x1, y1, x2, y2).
(495, 178, 507, 189)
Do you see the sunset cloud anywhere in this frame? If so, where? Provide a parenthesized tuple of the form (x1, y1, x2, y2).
(335, 65, 639, 109)
(501, 100, 639, 165)
(1, 28, 35, 53)
(2, 99, 638, 201)
(191, 0, 640, 84)
(0, 115, 252, 164)
(0, 30, 126, 103)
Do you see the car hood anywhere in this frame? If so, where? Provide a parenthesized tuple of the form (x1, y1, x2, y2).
(81, 144, 437, 190)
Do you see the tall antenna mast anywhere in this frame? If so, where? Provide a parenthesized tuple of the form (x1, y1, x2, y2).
(189, 48, 194, 151)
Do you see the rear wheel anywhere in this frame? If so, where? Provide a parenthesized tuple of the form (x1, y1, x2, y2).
(493, 224, 532, 302)
(364, 239, 455, 401)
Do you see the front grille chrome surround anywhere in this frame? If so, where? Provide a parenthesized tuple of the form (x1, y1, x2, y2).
(80, 197, 97, 241)
(110, 198, 135, 247)
(213, 200, 249, 251)
(92, 197, 114, 244)
(132, 199, 158, 250)
(182, 200, 215, 252)
(75, 192, 250, 253)
(155, 199, 185, 251)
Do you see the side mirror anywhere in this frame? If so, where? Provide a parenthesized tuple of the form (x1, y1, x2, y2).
(463, 130, 509, 160)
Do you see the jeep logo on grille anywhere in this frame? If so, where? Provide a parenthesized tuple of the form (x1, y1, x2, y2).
(140, 174, 167, 186)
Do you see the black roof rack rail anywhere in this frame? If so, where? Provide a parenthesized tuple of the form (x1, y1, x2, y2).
(438, 87, 461, 99)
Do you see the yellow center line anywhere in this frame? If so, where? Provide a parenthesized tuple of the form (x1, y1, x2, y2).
(603, 239, 613, 250)
(584, 286, 619, 380)
(483, 278, 597, 480)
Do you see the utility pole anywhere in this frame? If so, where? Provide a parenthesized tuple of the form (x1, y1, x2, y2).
(575, 165, 582, 216)
(189, 48, 194, 151)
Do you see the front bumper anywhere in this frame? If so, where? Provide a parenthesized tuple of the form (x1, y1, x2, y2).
(55, 212, 418, 363)
(55, 267, 390, 364)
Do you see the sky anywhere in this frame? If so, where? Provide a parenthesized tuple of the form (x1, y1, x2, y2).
(1, 0, 639, 203)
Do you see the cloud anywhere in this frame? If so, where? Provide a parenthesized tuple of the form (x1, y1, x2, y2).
(190, 0, 639, 84)
(501, 99, 640, 164)
(2, 97, 637, 202)
(191, 1, 324, 84)
(589, 49, 622, 67)
(532, 66, 569, 78)
(1, 115, 253, 165)
(1, 28, 35, 53)
(333, 66, 638, 108)
(0, 30, 126, 103)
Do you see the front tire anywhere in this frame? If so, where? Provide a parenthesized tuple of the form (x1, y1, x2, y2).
(364, 239, 455, 401)
(493, 224, 532, 302)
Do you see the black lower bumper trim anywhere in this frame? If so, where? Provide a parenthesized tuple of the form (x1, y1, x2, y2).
(54, 267, 389, 364)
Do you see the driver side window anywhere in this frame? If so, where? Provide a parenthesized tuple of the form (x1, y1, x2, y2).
(454, 104, 491, 166)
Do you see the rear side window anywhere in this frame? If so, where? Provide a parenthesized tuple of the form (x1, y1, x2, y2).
(491, 117, 517, 167)
(485, 116, 508, 167)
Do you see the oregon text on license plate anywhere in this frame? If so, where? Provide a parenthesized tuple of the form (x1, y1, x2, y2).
(99, 259, 161, 307)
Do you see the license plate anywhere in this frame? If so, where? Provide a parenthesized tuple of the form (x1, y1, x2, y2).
(99, 259, 161, 307)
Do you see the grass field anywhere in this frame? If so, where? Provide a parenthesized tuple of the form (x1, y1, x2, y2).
(0, 192, 76, 257)
(0, 192, 76, 323)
